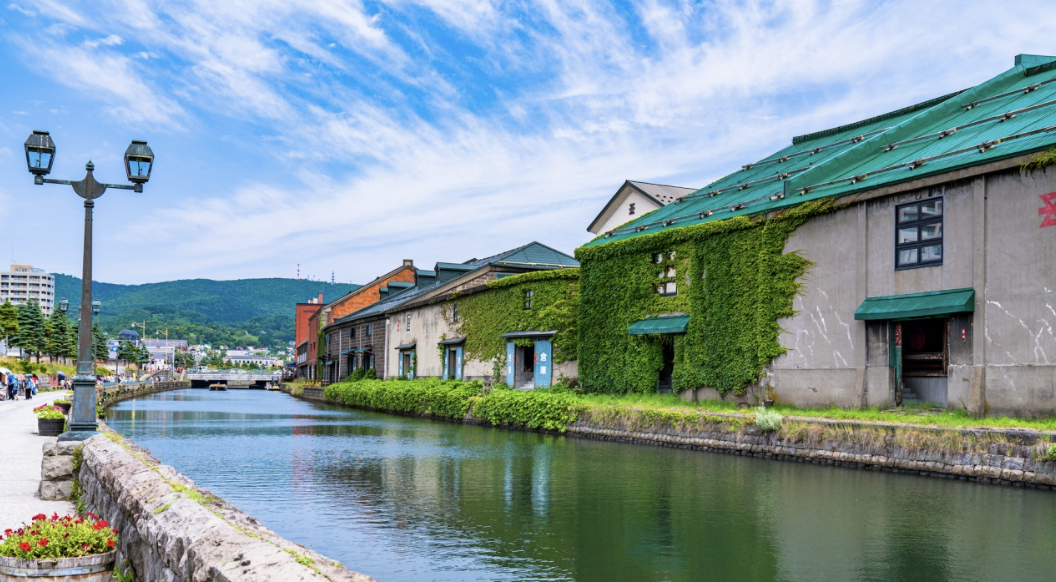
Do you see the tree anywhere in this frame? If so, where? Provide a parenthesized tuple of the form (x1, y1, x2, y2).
(117, 341, 138, 372)
(46, 308, 72, 362)
(62, 319, 78, 362)
(92, 323, 109, 364)
(0, 300, 17, 355)
(14, 300, 47, 362)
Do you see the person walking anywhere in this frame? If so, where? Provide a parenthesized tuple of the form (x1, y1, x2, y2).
(7, 372, 16, 401)
(25, 373, 35, 400)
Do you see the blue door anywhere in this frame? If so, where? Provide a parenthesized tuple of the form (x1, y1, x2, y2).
(441, 346, 449, 379)
(506, 342, 515, 386)
(455, 345, 464, 380)
(533, 340, 552, 388)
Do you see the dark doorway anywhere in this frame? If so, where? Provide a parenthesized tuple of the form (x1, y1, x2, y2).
(657, 341, 674, 393)
(515, 344, 535, 389)
(448, 349, 458, 380)
(900, 318, 948, 405)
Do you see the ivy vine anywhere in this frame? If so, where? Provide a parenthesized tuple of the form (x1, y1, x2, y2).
(575, 199, 833, 396)
(445, 269, 579, 371)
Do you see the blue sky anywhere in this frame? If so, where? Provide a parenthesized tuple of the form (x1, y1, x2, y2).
(0, 0, 1053, 286)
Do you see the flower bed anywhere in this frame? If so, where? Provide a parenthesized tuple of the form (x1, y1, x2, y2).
(0, 513, 117, 560)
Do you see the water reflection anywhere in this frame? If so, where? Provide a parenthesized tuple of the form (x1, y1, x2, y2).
(107, 390, 1056, 582)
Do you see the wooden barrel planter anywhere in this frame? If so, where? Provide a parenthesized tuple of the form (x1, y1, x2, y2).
(53, 401, 72, 415)
(36, 418, 65, 437)
(0, 550, 115, 581)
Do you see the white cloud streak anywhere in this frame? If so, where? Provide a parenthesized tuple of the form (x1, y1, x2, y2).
(4, 0, 1056, 284)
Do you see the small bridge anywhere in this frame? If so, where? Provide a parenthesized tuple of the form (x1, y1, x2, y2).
(185, 369, 282, 389)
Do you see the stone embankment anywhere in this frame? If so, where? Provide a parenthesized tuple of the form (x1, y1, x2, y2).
(42, 381, 376, 582)
(294, 385, 1056, 490)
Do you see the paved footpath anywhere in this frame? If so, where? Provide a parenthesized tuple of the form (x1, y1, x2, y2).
(0, 390, 76, 529)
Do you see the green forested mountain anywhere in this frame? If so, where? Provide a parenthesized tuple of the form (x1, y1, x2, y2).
(53, 275, 359, 351)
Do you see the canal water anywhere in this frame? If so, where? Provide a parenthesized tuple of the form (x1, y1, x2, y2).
(106, 389, 1056, 582)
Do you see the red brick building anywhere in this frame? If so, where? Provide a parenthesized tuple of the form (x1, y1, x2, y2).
(294, 293, 324, 379)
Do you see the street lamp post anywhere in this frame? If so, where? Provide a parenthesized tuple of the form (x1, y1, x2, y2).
(25, 130, 153, 442)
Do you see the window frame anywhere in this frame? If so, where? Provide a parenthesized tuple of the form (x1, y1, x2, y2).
(653, 251, 678, 296)
(894, 196, 944, 271)
(524, 289, 533, 310)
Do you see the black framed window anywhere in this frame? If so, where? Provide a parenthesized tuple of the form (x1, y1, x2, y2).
(654, 251, 677, 296)
(453, 303, 460, 322)
(524, 290, 533, 310)
(895, 197, 943, 269)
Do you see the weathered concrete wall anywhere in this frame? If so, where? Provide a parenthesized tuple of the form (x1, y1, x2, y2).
(76, 433, 376, 582)
(772, 165, 1056, 415)
(980, 167, 1056, 415)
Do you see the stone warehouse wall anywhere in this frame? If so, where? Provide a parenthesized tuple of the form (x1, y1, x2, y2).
(76, 433, 376, 582)
(568, 418, 1056, 489)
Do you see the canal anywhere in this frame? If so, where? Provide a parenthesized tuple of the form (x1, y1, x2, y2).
(106, 389, 1055, 582)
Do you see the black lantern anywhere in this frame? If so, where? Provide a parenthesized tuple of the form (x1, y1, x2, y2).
(24, 130, 56, 180)
(124, 140, 154, 189)
(59, 297, 69, 313)
(92, 299, 101, 315)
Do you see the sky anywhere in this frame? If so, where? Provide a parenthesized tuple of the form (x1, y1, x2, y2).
(0, 0, 1054, 287)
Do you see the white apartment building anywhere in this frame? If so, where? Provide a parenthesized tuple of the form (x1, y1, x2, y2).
(0, 264, 55, 316)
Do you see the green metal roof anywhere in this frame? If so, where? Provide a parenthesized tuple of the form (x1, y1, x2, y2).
(628, 315, 690, 335)
(588, 54, 1056, 247)
(854, 288, 975, 321)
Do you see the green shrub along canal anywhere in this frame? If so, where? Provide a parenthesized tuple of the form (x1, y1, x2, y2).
(106, 389, 1056, 582)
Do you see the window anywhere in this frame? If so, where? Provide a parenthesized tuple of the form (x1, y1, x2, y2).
(452, 303, 460, 323)
(654, 252, 677, 296)
(629, 202, 636, 215)
(406, 313, 412, 331)
(350, 327, 356, 339)
(366, 323, 372, 336)
(895, 198, 943, 269)
(524, 290, 533, 310)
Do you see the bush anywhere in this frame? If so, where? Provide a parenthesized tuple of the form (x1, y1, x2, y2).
(754, 407, 783, 432)
(1047, 443, 1056, 461)
(347, 369, 365, 383)
(323, 378, 585, 432)
(324, 378, 484, 419)
(363, 367, 377, 380)
(470, 389, 583, 432)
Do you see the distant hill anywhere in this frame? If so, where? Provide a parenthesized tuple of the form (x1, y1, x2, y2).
(52, 275, 359, 351)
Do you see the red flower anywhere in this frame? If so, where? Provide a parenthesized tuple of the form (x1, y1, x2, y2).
(38, 538, 48, 547)
(19, 542, 30, 551)
(93, 522, 105, 531)
(32, 514, 46, 521)
(87, 513, 98, 520)
(107, 540, 115, 548)
(4, 529, 11, 535)
(97, 521, 108, 529)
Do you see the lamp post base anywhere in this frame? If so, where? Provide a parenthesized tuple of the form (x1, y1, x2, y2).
(58, 374, 97, 441)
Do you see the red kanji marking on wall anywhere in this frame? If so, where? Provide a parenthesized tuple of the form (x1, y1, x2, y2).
(1040, 192, 1056, 227)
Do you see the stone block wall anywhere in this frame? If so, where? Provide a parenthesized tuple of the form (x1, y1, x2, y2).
(76, 434, 376, 582)
(39, 440, 78, 500)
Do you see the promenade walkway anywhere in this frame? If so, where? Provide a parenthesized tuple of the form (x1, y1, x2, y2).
(0, 390, 75, 528)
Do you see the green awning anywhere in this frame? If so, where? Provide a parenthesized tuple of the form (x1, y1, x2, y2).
(628, 315, 690, 335)
(854, 288, 975, 321)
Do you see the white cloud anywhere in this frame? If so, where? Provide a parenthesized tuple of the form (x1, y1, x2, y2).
(83, 34, 123, 48)
(6, 0, 1056, 284)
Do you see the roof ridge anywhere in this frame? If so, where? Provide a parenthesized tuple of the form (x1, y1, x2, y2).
(791, 90, 965, 145)
(627, 180, 698, 191)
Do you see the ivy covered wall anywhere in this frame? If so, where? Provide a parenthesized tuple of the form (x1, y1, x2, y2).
(448, 269, 579, 372)
(575, 200, 832, 395)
